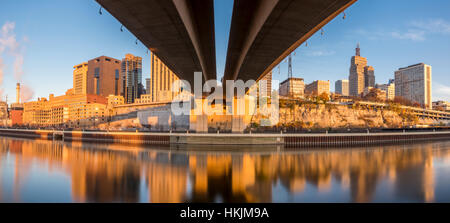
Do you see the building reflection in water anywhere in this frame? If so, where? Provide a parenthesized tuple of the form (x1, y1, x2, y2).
(0, 137, 450, 203)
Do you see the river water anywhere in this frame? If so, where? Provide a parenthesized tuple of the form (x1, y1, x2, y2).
(0, 136, 450, 203)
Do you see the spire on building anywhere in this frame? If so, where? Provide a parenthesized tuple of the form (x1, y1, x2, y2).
(356, 42, 361, 56)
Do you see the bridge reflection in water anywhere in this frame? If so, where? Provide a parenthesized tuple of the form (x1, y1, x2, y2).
(0, 137, 450, 203)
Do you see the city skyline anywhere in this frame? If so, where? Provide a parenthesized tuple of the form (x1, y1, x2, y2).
(1, 0, 450, 103)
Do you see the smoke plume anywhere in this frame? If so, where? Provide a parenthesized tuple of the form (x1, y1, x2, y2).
(0, 21, 34, 102)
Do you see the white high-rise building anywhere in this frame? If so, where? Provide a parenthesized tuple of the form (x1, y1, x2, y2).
(395, 63, 432, 109)
(376, 82, 395, 100)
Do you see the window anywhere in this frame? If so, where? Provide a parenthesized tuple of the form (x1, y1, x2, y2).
(94, 68, 100, 78)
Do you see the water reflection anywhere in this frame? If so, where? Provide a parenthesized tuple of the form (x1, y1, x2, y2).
(1, 137, 450, 203)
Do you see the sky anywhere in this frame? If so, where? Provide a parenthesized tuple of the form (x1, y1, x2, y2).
(0, 0, 450, 103)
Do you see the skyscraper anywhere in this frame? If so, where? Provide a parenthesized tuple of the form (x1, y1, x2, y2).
(349, 43, 374, 97)
(121, 54, 143, 104)
(150, 52, 181, 102)
(335, 80, 349, 96)
(87, 56, 122, 98)
(145, 78, 150, 95)
(259, 71, 273, 97)
(395, 63, 432, 109)
(364, 66, 375, 88)
(73, 62, 88, 95)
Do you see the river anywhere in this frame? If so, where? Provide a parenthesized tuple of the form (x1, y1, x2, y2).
(1, 136, 450, 203)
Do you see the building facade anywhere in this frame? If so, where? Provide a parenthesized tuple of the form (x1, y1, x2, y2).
(87, 56, 122, 98)
(335, 79, 349, 96)
(376, 82, 395, 100)
(364, 66, 375, 88)
(23, 89, 108, 127)
(305, 80, 330, 96)
(349, 44, 374, 97)
(122, 54, 143, 104)
(395, 63, 432, 109)
(73, 62, 88, 95)
(433, 101, 450, 111)
(145, 78, 150, 95)
(279, 77, 305, 98)
(259, 71, 272, 97)
(150, 52, 182, 102)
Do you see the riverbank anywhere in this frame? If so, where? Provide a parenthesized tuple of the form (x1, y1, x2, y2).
(0, 128, 449, 147)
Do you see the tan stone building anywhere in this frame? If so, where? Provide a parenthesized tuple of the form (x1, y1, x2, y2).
(73, 62, 88, 95)
(259, 71, 273, 97)
(349, 44, 374, 97)
(279, 77, 305, 98)
(23, 89, 108, 127)
(150, 52, 182, 102)
(87, 56, 122, 98)
(305, 80, 330, 96)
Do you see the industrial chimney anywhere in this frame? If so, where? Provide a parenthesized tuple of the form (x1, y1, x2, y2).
(16, 83, 20, 104)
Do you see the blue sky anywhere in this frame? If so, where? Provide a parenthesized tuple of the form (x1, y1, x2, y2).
(0, 0, 449, 102)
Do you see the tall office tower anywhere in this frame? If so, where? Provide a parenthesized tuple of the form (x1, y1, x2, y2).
(349, 43, 367, 96)
(395, 63, 432, 109)
(259, 71, 272, 97)
(335, 79, 349, 96)
(145, 78, 151, 95)
(150, 52, 181, 102)
(87, 56, 122, 97)
(364, 66, 375, 88)
(73, 62, 88, 95)
(121, 54, 143, 104)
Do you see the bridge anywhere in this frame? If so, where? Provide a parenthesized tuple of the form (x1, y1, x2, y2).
(96, 0, 217, 85)
(96, 0, 357, 86)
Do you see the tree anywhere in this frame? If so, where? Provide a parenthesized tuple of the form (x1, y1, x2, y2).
(318, 92, 330, 103)
(393, 96, 414, 107)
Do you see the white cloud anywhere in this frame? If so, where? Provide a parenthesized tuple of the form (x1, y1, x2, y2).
(390, 30, 425, 42)
(306, 50, 336, 57)
(411, 19, 450, 35)
(433, 83, 450, 101)
(355, 18, 450, 42)
(0, 21, 33, 101)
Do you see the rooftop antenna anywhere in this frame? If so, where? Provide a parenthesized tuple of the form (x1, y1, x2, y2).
(356, 42, 361, 56)
(288, 54, 293, 79)
(288, 54, 293, 97)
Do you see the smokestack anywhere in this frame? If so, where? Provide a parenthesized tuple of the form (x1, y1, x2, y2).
(16, 83, 20, 104)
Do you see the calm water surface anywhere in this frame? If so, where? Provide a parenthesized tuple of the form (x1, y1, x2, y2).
(1, 137, 450, 203)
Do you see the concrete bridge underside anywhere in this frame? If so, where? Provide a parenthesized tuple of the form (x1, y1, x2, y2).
(96, 0, 217, 85)
(223, 0, 357, 83)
